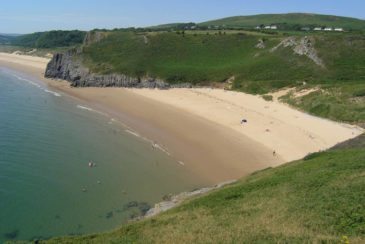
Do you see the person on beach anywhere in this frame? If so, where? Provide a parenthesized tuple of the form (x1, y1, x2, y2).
(241, 118, 247, 124)
(273, 150, 276, 156)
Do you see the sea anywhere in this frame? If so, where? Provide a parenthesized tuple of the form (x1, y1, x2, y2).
(0, 67, 206, 242)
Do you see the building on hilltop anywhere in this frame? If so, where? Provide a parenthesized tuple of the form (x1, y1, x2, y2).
(334, 28, 344, 32)
(324, 27, 333, 31)
(314, 27, 322, 31)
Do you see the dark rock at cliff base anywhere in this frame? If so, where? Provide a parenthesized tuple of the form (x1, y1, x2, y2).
(45, 50, 191, 89)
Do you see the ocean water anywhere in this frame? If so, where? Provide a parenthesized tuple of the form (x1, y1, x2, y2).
(0, 68, 206, 242)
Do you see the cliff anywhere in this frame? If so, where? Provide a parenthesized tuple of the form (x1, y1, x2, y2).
(45, 49, 174, 88)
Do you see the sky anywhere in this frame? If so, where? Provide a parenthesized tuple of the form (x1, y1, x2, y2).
(1, 0, 364, 34)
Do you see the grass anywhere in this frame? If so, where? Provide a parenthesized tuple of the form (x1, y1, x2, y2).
(82, 31, 280, 85)
(9, 30, 86, 48)
(39, 136, 365, 243)
(262, 94, 273, 101)
(200, 13, 365, 30)
(81, 31, 365, 90)
(280, 82, 365, 123)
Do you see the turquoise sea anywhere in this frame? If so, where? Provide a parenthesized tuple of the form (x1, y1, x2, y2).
(0, 68, 206, 242)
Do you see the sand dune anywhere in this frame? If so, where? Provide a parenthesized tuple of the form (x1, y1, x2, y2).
(0, 52, 50, 69)
(0, 52, 363, 183)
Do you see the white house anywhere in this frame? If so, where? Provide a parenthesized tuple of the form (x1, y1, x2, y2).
(334, 28, 344, 32)
(324, 27, 333, 31)
(270, 25, 278, 30)
(314, 27, 322, 31)
(255, 26, 261, 30)
(264, 26, 271, 29)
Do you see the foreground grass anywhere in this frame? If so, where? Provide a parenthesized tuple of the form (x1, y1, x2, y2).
(41, 136, 365, 243)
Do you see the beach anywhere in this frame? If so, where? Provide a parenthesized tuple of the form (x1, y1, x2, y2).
(0, 52, 363, 183)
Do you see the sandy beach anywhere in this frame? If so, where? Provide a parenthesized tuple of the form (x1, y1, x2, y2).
(0, 52, 363, 183)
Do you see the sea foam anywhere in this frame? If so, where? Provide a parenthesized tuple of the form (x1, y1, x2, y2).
(76, 105, 94, 112)
(7, 72, 62, 97)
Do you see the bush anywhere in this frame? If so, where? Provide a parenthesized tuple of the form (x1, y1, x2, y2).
(353, 89, 365, 97)
(262, 95, 273, 101)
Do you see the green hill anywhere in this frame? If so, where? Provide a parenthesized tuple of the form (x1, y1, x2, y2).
(200, 13, 365, 30)
(82, 31, 365, 86)
(41, 134, 365, 243)
(149, 22, 196, 30)
(0, 34, 16, 45)
(10, 30, 86, 48)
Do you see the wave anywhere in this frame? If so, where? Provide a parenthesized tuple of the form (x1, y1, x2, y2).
(125, 129, 171, 156)
(4, 71, 62, 97)
(13, 74, 41, 88)
(76, 105, 94, 112)
(125, 129, 141, 138)
(153, 144, 171, 156)
(44, 89, 61, 97)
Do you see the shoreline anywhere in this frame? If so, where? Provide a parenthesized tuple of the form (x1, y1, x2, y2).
(0, 52, 363, 184)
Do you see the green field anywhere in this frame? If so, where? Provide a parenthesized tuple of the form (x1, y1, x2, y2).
(39, 135, 365, 243)
(200, 13, 365, 30)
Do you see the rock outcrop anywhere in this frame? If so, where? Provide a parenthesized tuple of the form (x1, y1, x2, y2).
(45, 48, 189, 88)
(143, 180, 236, 218)
(255, 38, 266, 49)
(83, 31, 108, 46)
(270, 36, 325, 67)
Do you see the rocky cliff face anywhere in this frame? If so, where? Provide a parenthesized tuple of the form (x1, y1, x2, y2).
(270, 36, 325, 68)
(45, 49, 175, 88)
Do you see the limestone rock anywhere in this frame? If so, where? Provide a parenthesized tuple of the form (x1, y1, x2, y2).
(45, 49, 185, 88)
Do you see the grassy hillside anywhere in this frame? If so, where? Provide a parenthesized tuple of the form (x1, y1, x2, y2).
(82, 31, 365, 87)
(10, 30, 86, 48)
(280, 82, 365, 123)
(79, 30, 365, 122)
(150, 22, 196, 30)
(200, 13, 365, 30)
(82, 31, 285, 85)
(40, 134, 365, 243)
(0, 34, 16, 45)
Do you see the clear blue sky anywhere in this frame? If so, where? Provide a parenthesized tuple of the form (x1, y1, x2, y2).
(1, 0, 364, 34)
